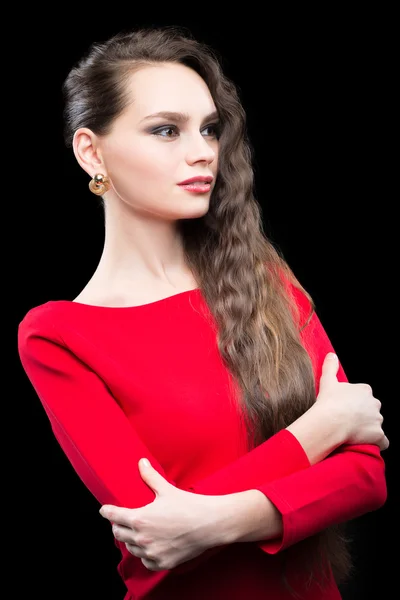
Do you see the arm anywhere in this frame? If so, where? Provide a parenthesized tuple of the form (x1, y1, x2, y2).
(18, 310, 172, 510)
(202, 436, 386, 551)
(191, 431, 387, 551)
(19, 307, 186, 587)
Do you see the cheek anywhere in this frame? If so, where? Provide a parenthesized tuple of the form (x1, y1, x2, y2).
(108, 142, 177, 184)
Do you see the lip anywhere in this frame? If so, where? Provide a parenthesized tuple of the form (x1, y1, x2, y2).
(177, 175, 213, 185)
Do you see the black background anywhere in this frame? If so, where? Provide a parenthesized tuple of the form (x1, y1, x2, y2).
(12, 8, 396, 599)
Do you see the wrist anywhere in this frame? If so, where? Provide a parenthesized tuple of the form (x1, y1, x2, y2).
(311, 403, 348, 447)
(286, 404, 345, 464)
(192, 494, 241, 549)
(213, 490, 282, 545)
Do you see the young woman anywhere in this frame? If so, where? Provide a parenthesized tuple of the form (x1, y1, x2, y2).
(18, 26, 388, 599)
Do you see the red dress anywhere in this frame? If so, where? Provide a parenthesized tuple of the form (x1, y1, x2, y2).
(17, 286, 386, 599)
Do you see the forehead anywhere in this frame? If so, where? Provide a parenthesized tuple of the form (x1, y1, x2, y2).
(125, 62, 216, 118)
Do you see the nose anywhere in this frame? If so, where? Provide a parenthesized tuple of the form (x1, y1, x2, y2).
(185, 133, 216, 166)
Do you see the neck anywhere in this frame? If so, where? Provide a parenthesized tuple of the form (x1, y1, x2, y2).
(90, 203, 193, 287)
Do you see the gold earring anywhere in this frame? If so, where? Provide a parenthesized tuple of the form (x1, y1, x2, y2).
(89, 173, 110, 195)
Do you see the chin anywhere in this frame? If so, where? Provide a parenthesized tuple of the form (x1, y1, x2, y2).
(182, 195, 210, 210)
(189, 202, 210, 216)
(175, 205, 210, 221)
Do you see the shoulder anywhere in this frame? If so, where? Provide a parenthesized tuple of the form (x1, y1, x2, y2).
(18, 301, 70, 345)
(19, 300, 67, 328)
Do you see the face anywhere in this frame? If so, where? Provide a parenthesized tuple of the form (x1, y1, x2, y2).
(98, 63, 219, 220)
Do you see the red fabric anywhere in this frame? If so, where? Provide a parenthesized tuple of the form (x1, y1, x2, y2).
(18, 287, 386, 599)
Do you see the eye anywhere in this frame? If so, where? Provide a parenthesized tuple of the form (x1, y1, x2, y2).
(202, 123, 220, 138)
(152, 125, 179, 138)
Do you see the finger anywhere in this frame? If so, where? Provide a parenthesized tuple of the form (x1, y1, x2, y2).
(319, 352, 339, 387)
(112, 524, 137, 543)
(100, 505, 137, 527)
(141, 557, 162, 571)
(380, 435, 390, 451)
(126, 542, 146, 558)
(138, 459, 175, 496)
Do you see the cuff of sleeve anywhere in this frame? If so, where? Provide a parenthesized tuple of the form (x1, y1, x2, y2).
(256, 443, 387, 554)
(255, 483, 297, 553)
(189, 429, 311, 496)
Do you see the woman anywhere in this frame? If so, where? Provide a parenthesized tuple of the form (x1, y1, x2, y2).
(18, 26, 388, 599)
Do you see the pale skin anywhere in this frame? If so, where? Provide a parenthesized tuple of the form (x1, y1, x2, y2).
(71, 62, 388, 572)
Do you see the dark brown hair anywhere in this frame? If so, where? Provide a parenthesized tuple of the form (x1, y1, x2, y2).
(63, 25, 351, 592)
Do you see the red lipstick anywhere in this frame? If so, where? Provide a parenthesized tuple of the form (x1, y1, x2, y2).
(177, 175, 213, 194)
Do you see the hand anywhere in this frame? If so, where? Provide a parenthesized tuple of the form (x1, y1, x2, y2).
(315, 353, 389, 451)
(99, 459, 226, 571)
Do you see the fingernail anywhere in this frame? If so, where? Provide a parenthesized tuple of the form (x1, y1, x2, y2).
(141, 458, 150, 467)
(328, 353, 337, 359)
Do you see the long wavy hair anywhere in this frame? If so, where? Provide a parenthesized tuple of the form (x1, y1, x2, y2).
(62, 25, 351, 592)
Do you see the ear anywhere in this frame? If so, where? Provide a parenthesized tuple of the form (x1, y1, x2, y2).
(72, 127, 105, 179)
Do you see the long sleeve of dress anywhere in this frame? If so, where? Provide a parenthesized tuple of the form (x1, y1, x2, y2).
(18, 315, 167, 509)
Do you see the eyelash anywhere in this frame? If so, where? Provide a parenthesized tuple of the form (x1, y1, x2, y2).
(151, 123, 220, 139)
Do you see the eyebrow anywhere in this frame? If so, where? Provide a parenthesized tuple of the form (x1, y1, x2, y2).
(139, 110, 219, 125)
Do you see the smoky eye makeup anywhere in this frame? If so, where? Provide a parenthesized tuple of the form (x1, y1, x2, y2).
(149, 125, 178, 136)
(203, 122, 221, 137)
(147, 121, 221, 138)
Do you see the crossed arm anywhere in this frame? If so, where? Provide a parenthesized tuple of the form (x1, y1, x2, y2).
(17, 305, 386, 580)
